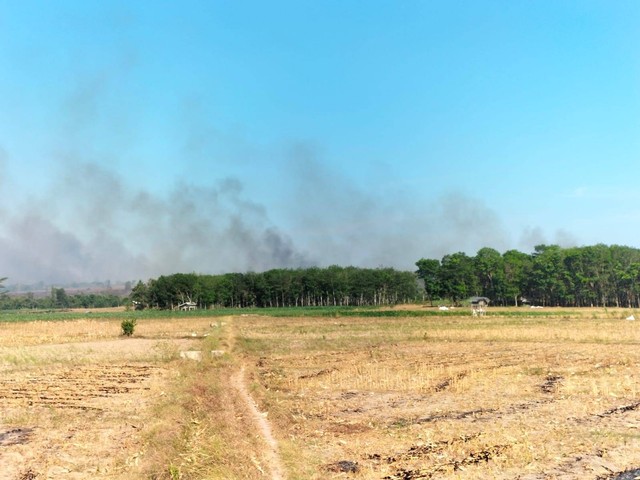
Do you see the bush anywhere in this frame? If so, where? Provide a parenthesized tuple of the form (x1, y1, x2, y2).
(121, 318, 137, 336)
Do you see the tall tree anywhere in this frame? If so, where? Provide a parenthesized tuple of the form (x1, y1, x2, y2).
(474, 247, 505, 303)
(415, 258, 440, 305)
(438, 252, 478, 304)
(502, 250, 531, 306)
(52, 287, 69, 308)
(530, 245, 568, 306)
(130, 281, 150, 309)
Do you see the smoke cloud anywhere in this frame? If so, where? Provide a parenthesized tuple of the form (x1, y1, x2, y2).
(0, 160, 310, 284)
(0, 59, 556, 286)
(0, 147, 524, 286)
(283, 145, 511, 270)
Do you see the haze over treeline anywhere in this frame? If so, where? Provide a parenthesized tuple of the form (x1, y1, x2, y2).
(3, 243, 640, 310)
(0, 158, 561, 287)
(127, 243, 640, 310)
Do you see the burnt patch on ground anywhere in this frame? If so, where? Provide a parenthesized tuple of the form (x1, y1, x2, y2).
(0, 427, 33, 446)
(299, 367, 337, 379)
(326, 460, 359, 473)
(381, 444, 510, 479)
(0, 364, 160, 411)
(597, 401, 640, 417)
(451, 444, 510, 469)
(327, 421, 372, 434)
(413, 408, 497, 424)
(340, 390, 361, 400)
(18, 468, 38, 480)
(394, 396, 556, 427)
(369, 433, 481, 464)
(599, 468, 640, 480)
(540, 374, 563, 394)
(383, 468, 433, 479)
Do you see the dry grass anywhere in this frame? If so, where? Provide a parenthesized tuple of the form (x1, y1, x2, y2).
(4, 308, 640, 479)
(0, 314, 259, 479)
(0, 316, 221, 348)
(236, 308, 640, 479)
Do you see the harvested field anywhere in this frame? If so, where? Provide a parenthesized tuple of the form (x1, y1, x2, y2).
(3, 307, 640, 479)
(0, 316, 218, 479)
(234, 308, 640, 479)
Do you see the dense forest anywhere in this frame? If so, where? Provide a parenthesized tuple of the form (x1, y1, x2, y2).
(129, 267, 419, 309)
(2, 243, 640, 311)
(417, 244, 640, 308)
(130, 244, 640, 309)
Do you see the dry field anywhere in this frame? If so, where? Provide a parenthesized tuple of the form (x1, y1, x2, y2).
(0, 316, 232, 480)
(2, 308, 640, 479)
(236, 308, 640, 480)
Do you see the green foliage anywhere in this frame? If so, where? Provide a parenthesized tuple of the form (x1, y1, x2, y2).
(168, 464, 180, 480)
(0, 290, 123, 311)
(438, 252, 479, 304)
(415, 258, 440, 304)
(5, 241, 640, 314)
(130, 280, 149, 310)
(121, 318, 137, 336)
(51, 287, 69, 308)
(416, 243, 640, 308)
(141, 267, 420, 310)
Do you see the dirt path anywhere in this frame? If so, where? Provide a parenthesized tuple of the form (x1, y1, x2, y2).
(226, 317, 286, 480)
(231, 366, 285, 480)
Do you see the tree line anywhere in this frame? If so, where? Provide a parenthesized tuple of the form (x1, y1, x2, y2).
(417, 244, 640, 308)
(0, 287, 124, 310)
(3, 243, 640, 311)
(130, 266, 420, 309)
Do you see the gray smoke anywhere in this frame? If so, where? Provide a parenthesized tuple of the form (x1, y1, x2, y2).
(0, 62, 555, 285)
(0, 5, 588, 287)
(518, 226, 578, 251)
(0, 160, 309, 284)
(283, 145, 511, 270)
(0, 147, 566, 285)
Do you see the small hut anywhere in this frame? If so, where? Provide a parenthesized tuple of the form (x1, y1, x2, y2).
(470, 296, 490, 316)
(177, 301, 197, 311)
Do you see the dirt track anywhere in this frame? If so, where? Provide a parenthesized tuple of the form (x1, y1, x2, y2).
(231, 365, 285, 480)
(0, 317, 286, 480)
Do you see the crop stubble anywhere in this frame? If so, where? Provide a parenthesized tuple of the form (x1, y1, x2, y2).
(2, 310, 640, 479)
(0, 316, 213, 480)
(237, 310, 640, 479)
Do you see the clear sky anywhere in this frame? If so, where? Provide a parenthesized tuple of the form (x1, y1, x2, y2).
(0, 1, 638, 284)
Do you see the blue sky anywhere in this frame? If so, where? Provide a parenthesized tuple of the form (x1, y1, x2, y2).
(0, 1, 638, 284)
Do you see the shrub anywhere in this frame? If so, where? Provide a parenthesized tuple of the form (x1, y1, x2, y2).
(121, 318, 137, 336)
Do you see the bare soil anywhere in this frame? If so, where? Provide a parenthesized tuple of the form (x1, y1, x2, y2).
(231, 366, 285, 480)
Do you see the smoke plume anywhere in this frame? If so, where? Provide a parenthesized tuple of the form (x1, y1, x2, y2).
(0, 160, 309, 284)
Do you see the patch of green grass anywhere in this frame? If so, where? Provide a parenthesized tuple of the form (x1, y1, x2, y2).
(0, 305, 619, 326)
(235, 336, 276, 355)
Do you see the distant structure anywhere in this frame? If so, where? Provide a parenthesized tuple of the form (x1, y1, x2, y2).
(177, 301, 197, 311)
(470, 296, 490, 317)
